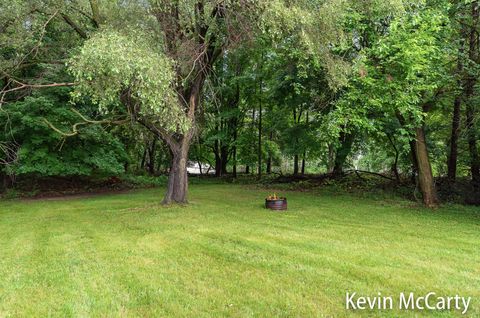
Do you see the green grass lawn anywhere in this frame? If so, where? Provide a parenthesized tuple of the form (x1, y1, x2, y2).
(0, 184, 479, 317)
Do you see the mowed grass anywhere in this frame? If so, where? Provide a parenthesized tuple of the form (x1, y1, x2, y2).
(0, 184, 479, 317)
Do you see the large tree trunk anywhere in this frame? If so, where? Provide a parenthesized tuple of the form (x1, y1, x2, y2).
(163, 140, 190, 204)
(161, 75, 202, 204)
(414, 127, 439, 208)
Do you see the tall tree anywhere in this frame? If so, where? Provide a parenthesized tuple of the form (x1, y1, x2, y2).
(331, 5, 449, 207)
(70, 1, 261, 203)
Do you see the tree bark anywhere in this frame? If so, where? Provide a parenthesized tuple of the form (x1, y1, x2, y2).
(159, 76, 203, 204)
(414, 127, 439, 208)
(163, 142, 190, 204)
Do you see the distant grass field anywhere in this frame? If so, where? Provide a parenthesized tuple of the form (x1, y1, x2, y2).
(0, 183, 479, 317)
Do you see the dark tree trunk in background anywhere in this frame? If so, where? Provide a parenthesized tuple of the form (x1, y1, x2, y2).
(414, 127, 439, 208)
(409, 140, 418, 184)
(387, 135, 400, 182)
(301, 151, 306, 175)
(140, 148, 147, 170)
(301, 112, 308, 175)
(89, 0, 102, 27)
(292, 108, 301, 176)
(247, 105, 255, 177)
(448, 95, 463, 181)
(197, 158, 203, 175)
(220, 143, 228, 175)
(327, 144, 335, 173)
(466, 105, 480, 185)
(147, 139, 156, 175)
(465, 1, 480, 187)
(232, 130, 237, 178)
(231, 79, 240, 179)
(214, 124, 222, 177)
(257, 64, 263, 180)
(293, 155, 299, 175)
(397, 112, 418, 184)
(266, 131, 272, 174)
(333, 132, 354, 175)
(214, 153, 221, 176)
(447, 23, 466, 181)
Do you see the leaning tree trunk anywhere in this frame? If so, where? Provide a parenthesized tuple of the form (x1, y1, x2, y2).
(414, 127, 439, 208)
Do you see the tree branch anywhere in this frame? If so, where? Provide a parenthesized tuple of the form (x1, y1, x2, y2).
(61, 13, 88, 39)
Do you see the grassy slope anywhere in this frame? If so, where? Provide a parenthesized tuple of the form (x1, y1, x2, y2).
(0, 184, 479, 317)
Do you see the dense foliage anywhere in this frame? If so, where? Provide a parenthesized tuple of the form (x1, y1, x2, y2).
(1, 0, 479, 206)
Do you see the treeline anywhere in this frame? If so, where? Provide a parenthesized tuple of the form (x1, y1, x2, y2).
(1, 0, 479, 206)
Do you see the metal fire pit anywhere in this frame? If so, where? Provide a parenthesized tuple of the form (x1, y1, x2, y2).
(265, 198, 287, 211)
